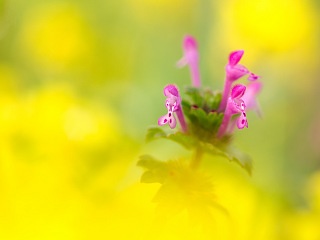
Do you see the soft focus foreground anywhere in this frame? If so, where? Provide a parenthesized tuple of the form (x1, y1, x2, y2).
(1, 0, 320, 240)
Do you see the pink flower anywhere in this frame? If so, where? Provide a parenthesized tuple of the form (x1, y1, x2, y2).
(158, 84, 187, 132)
(177, 35, 201, 87)
(219, 50, 260, 112)
(217, 84, 248, 138)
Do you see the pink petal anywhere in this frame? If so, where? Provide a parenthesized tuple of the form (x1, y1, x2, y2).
(163, 84, 181, 111)
(164, 84, 179, 98)
(237, 113, 248, 129)
(177, 35, 199, 70)
(248, 81, 263, 94)
(229, 50, 244, 66)
(226, 64, 249, 82)
(158, 111, 177, 129)
(168, 113, 177, 129)
(248, 73, 260, 81)
(231, 84, 246, 99)
(227, 98, 245, 114)
(176, 57, 188, 68)
(178, 35, 200, 87)
(158, 115, 169, 126)
(183, 35, 198, 52)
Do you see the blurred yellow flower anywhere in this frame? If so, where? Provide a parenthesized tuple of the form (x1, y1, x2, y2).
(18, 3, 92, 70)
(219, 0, 316, 52)
(0, 82, 135, 239)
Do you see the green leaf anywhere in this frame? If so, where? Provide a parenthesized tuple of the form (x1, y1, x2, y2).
(181, 100, 192, 118)
(184, 86, 203, 107)
(208, 112, 224, 133)
(201, 142, 229, 157)
(209, 92, 222, 110)
(190, 108, 208, 127)
(145, 127, 198, 150)
(137, 155, 168, 183)
(226, 147, 253, 175)
(137, 155, 162, 169)
(145, 127, 167, 142)
(166, 132, 198, 149)
(201, 143, 252, 175)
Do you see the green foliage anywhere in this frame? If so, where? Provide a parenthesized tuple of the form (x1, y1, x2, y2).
(204, 89, 222, 110)
(184, 86, 204, 107)
(137, 155, 168, 183)
(145, 127, 253, 175)
(146, 127, 198, 149)
(145, 127, 167, 142)
(184, 86, 222, 113)
(182, 87, 224, 143)
(184, 106, 224, 139)
(201, 143, 252, 175)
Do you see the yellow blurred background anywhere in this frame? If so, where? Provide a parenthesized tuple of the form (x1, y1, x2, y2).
(0, 0, 320, 239)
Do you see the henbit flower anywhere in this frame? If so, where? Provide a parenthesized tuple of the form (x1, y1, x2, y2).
(217, 84, 248, 138)
(242, 81, 263, 117)
(177, 35, 201, 87)
(158, 84, 187, 132)
(218, 50, 260, 112)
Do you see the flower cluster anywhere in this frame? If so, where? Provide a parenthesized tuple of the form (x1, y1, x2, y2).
(139, 35, 262, 184)
(138, 36, 263, 223)
(158, 35, 262, 141)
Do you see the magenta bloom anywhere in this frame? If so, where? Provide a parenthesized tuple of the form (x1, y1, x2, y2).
(226, 50, 259, 82)
(217, 84, 248, 138)
(219, 50, 260, 112)
(158, 84, 187, 132)
(177, 35, 201, 87)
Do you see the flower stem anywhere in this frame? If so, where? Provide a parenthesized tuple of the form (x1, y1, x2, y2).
(176, 107, 187, 133)
(189, 61, 201, 87)
(217, 112, 231, 138)
(218, 78, 231, 112)
(190, 147, 203, 169)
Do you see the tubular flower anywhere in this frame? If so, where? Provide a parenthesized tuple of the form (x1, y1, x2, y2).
(217, 84, 248, 138)
(219, 50, 260, 112)
(158, 84, 187, 132)
(177, 35, 201, 87)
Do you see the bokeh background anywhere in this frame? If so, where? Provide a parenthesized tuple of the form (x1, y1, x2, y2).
(1, 0, 320, 239)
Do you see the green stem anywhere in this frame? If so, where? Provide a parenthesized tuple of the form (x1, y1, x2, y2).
(190, 147, 203, 170)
